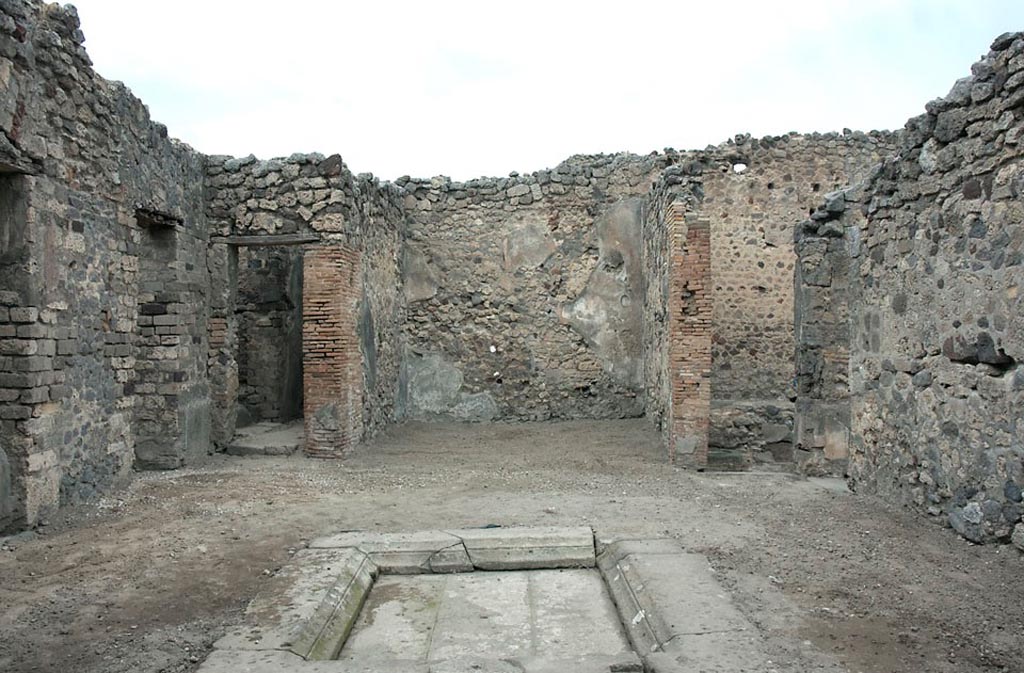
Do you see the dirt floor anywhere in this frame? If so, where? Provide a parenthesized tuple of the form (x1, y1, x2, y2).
(1, 420, 1022, 673)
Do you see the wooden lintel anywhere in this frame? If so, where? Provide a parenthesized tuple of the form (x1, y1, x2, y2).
(210, 233, 321, 247)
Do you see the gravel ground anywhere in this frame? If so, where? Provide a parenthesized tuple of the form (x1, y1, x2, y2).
(1, 419, 1021, 673)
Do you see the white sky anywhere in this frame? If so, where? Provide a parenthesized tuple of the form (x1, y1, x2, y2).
(70, 1, 1023, 181)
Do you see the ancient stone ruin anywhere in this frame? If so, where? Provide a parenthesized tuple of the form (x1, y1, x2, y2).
(0, 0, 1021, 551)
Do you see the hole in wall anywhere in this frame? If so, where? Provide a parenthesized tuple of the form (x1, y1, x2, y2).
(732, 163, 748, 174)
(0, 172, 29, 272)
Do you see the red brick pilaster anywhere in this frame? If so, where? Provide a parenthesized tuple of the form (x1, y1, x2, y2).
(667, 206, 712, 468)
(302, 246, 363, 458)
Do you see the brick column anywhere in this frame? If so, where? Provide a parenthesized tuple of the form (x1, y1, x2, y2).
(207, 242, 238, 450)
(667, 206, 712, 468)
(302, 246, 363, 458)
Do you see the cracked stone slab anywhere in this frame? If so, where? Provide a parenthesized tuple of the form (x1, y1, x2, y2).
(598, 539, 766, 668)
(448, 526, 595, 570)
(198, 649, 430, 672)
(429, 655, 643, 672)
(198, 648, 641, 673)
(213, 547, 377, 660)
(310, 526, 595, 572)
(310, 531, 473, 574)
(339, 570, 639, 672)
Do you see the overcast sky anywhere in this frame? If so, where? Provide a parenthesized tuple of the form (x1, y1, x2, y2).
(70, 1, 1022, 181)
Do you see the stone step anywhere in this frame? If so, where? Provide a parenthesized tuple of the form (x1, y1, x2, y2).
(226, 421, 303, 456)
(706, 448, 751, 471)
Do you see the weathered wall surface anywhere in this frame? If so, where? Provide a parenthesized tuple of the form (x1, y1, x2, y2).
(10, 0, 1009, 538)
(677, 135, 896, 467)
(204, 153, 405, 442)
(849, 34, 1024, 544)
(692, 135, 896, 403)
(398, 155, 662, 421)
(794, 185, 864, 475)
(396, 138, 894, 436)
(0, 1, 209, 529)
(796, 32, 1024, 545)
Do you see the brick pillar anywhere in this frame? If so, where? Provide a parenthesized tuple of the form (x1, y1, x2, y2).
(207, 242, 238, 450)
(667, 206, 712, 468)
(302, 246, 363, 458)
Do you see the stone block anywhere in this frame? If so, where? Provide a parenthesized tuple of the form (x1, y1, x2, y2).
(197, 650, 427, 673)
(0, 339, 35, 355)
(16, 324, 51, 339)
(451, 526, 595, 570)
(151, 314, 180, 326)
(11, 356, 52, 373)
(310, 530, 472, 574)
(19, 387, 49, 404)
(0, 405, 31, 420)
(9, 307, 38, 323)
(214, 547, 377, 661)
(598, 539, 763, 664)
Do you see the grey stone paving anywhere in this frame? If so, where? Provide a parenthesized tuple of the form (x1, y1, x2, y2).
(338, 569, 634, 667)
(226, 421, 304, 456)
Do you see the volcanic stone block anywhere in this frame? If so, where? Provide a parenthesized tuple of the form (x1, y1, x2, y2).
(214, 547, 377, 660)
(310, 530, 473, 574)
(598, 539, 767, 668)
(452, 526, 595, 570)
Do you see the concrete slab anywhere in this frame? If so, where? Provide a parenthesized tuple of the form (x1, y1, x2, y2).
(227, 421, 303, 456)
(339, 569, 636, 670)
(214, 547, 376, 660)
(449, 526, 595, 569)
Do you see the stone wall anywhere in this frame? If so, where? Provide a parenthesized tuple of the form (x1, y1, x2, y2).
(397, 155, 662, 421)
(0, 1, 210, 529)
(796, 32, 1024, 544)
(853, 33, 1024, 543)
(690, 135, 896, 402)
(794, 184, 867, 475)
(7, 0, 999, 536)
(675, 136, 896, 467)
(204, 153, 406, 443)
